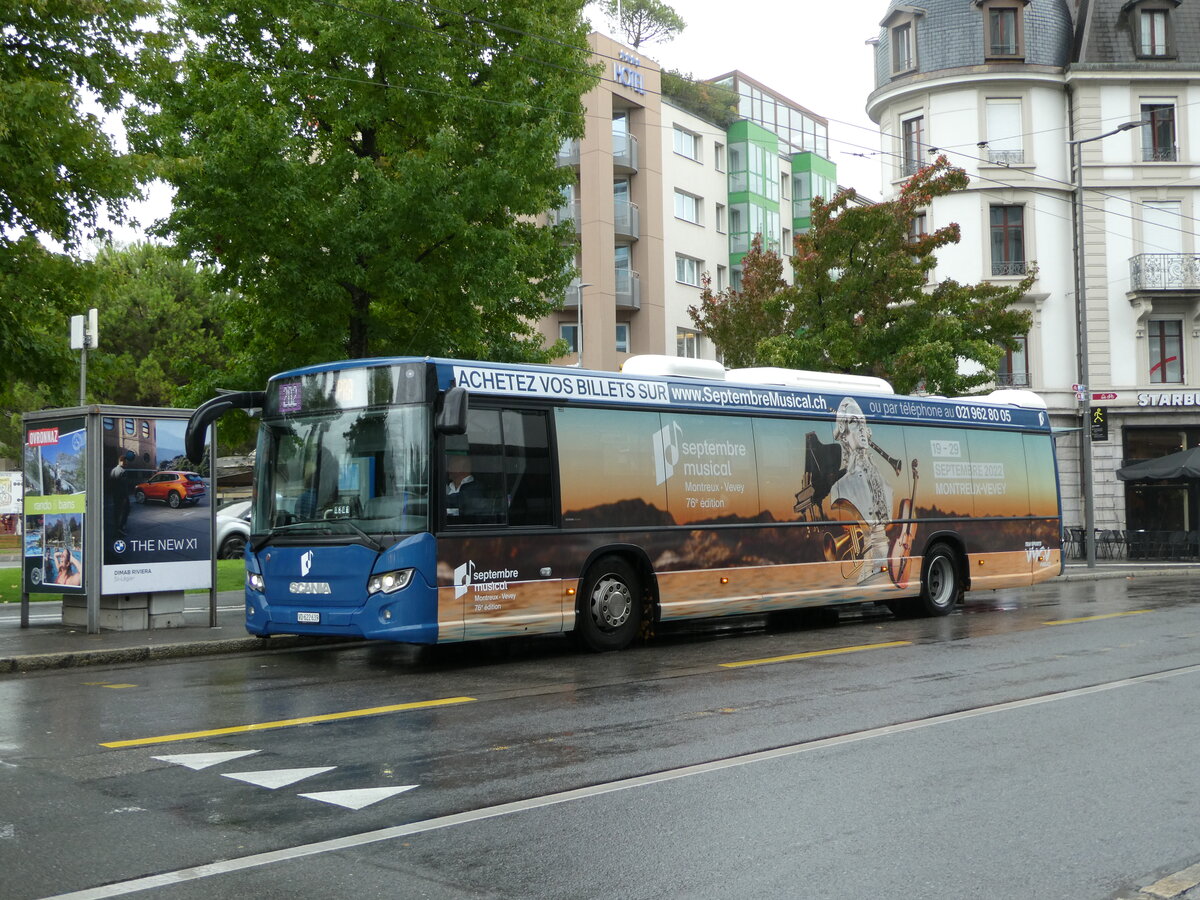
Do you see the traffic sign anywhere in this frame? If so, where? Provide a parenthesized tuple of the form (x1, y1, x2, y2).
(1071, 383, 1086, 392)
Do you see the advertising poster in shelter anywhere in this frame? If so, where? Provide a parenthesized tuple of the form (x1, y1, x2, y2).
(23, 417, 87, 594)
(0, 471, 22, 535)
(102, 413, 212, 594)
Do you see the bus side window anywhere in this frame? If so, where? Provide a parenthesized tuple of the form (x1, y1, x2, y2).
(446, 409, 505, 525)
(503, 409, 552, 526)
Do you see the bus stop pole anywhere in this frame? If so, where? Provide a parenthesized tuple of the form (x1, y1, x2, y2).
(209, 422, 218, 628)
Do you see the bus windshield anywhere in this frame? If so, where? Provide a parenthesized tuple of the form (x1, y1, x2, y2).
(253, 404, 430, 543)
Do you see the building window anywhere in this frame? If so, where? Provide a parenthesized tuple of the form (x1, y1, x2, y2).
(892, 22, 914, 73)
(909, 212, 928, 242)
(140, 420, 150, 438)
(615, 323, 629, 354)
(560, 323, 579, 353)
(1136, 7, 1173, 57)
(782, 227, 792, 256)
(901, 115, 924, 177)
(715, 203, 726, 233)
(677, 328, 700, 358)
(673, 126, 700, 161)
(989, 205, 1026, 276)
(674, 189, 700, 224)
(717, 264, 728, 291)
(714, 142, 725, 172)
(675, 255, 702, 287)
(780, 172, 789, 200)
(1142, 103, 1177, 161)
(124, 418, 135, 435)
(985, 98, 1024, 165)
(996, 335, 1029, 387)
(1149, 319, 1183, 383)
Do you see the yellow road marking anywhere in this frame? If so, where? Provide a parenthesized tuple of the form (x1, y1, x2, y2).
(102, 684, 137, 689)
(101, 696, 476, 748)
(1043, 610, 1150, 626)
(719, 640, 912, 669)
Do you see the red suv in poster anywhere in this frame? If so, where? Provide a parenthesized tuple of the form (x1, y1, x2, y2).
(134, 471, 207, 508)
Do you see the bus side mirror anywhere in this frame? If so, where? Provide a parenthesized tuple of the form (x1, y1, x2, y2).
(436, 386, 468, 435)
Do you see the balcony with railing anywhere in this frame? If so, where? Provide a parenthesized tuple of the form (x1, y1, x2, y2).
(613, 133, 639, 174)
(1130, 253, 1200, 292)
(987, 149, 1025, 165)
(991, 259, 1027, 277)
(548, 200, 581, 234)
(614, 199, 640, 241)
(615, 268, 641, 310)
(560, 279, 586, 309)
(555, 139, 580, 168)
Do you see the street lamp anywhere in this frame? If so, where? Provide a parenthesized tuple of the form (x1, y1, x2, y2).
(1068, 118, 1146, 567)
(575, 281, 592, 368)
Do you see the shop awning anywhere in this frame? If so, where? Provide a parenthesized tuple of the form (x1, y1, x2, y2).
(1116, 446, 1200, 481)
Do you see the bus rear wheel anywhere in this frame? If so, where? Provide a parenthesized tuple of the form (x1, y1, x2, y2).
(576, 556, 641, 652)
(916, 542, 961, 616)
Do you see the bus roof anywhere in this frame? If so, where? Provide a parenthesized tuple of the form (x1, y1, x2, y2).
(268, 356, 1053, 432)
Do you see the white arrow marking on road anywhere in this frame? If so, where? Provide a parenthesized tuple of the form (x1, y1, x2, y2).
(222, 767, 336, 789)
(298, 786, 418, 810)
(152, 750, 261, 771)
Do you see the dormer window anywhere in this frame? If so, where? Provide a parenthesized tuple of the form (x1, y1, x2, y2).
(976, 0, 1028, 60)
(1126, 0, 1179, 58)
(881, 6, 923, 76)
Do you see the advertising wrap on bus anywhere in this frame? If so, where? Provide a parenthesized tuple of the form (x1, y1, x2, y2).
(187, 356, 1062, 652)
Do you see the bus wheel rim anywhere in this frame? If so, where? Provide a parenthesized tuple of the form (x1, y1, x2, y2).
(929, 558, 952, 607)
(592, 576, 632, 629)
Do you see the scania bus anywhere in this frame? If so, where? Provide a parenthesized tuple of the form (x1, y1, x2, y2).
(185, 356, 1062, 651)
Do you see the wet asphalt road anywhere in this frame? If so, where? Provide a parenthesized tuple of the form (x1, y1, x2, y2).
(3, 575, 1200, 900)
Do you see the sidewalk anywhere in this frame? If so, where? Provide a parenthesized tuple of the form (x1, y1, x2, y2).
(2, 556, 1196, 675)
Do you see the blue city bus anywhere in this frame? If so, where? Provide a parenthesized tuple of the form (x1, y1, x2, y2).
(185, 356, 1063, 651)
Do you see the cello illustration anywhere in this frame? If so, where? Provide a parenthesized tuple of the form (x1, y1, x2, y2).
(888, 459, 919, 588)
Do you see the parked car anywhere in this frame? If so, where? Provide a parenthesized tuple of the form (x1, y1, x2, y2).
(134, 471, 207, 508)
(216, 500, 251, 559)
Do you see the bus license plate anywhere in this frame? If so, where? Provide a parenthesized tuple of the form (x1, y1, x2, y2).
(297, 611, 320, 623)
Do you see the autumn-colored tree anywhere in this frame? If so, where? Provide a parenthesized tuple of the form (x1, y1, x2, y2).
(691, 158, 1033, 395)
(687, 237, 786, 369)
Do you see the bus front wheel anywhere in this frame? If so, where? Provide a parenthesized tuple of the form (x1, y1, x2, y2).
(916, 542, 961, 616)
(576, 556, 641, 652)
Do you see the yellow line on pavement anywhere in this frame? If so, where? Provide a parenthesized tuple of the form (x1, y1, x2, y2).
(1043, 610, 1150, 626)
(100, 696, 476, 748)
(719, 640, 912, 669)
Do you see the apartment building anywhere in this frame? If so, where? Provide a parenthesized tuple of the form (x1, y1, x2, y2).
(536, 33, 838, 371)
(867, 0, 1200, 538)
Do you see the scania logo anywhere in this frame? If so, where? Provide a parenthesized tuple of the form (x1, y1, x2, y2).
(289, 582, 332, 594)
(300, 550, 314, 576)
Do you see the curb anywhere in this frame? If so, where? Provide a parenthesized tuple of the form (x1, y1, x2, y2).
(0, 634, 361, 675)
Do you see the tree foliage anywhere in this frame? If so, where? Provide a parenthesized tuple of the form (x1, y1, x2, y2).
(687, 238, 785, 369)
(0, 242, 238, 460)
(128, 0, 598, 390)
(691, 158, 1034, 395)
(0, 0, 163, 388)
(600, 0, 685, 48)
(660, 70, 738, 127)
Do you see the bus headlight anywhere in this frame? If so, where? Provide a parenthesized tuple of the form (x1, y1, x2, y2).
(367, 568, 413, 595)
(247, 572, 265, 592)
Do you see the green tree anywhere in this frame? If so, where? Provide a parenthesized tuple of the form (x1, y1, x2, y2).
(600, 0, 685, 48)
(86, 242, 231, 408)
(692, 158, 1033, 395)
(129, 0, 597, 389)
(687, 237, 786, 369)
(660, 70, 738, 127)
(0, 0, 163, 386)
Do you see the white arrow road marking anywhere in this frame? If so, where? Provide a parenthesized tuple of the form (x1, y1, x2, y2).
(298, 786, 418, 810)
(152, 750, 262, 771)
(222, 767, 336, 789)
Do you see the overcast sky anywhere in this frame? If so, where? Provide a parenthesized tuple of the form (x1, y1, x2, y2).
(106, 1, 888, 245)
(587, 0, 888, 197)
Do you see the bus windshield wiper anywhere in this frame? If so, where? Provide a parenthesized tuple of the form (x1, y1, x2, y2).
(266, 519, 384, 552)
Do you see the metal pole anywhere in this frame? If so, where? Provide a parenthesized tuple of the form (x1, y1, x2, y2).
(1071, 140, 1097, 568)
(577, 285, 584, 368)
(79, 345, 87, 407)
(209, 422, 218, 628)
